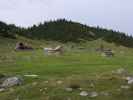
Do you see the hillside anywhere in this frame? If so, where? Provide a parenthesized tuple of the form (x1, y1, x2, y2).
(1, 34, 133, 100)
(1, 20, 133, 100)
(0, 19, 133, 47)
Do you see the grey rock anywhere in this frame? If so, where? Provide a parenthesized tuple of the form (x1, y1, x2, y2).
(40, 88, 43, 92)
(100, 91, 109, 96)
(80, 91, 88, 96)
(121, 85, 130, 89)
(65, 88, 73, 92)
(1, 77, 23, 88)
(79, 88, 83, 90)
(89, 91, 98, 98)
(24, 74, 39, 78)
(57, 80, 63, 84)
(126, 77, 133, 84)
(0, 88, 5, 92)
(128, 80, 133, 84)
(44, 87, 48, 90)
(112, 68, 128, 75)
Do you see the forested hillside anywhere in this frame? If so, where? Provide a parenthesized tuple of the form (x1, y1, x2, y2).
(0, 19, 133, 47)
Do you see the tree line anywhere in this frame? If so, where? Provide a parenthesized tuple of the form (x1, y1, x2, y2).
(0, 19, 133, 47)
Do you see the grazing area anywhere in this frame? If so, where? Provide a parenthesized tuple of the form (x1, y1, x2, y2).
(0, 37, 133, 100)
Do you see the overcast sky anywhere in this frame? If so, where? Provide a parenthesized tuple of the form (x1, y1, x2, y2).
(0, 0, 132, 35)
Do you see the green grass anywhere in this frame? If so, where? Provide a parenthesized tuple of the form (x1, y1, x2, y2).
(0, 37, 133, 100)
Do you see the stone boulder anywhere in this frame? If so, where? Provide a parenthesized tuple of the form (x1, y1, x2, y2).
(80, 91, 88, 96)
(1, 77, 23, 88)
(15, 42, 33, 50)
(112, 68, 128, 76)
(126, 76, 133, 84)
(89, 91, 98, 98)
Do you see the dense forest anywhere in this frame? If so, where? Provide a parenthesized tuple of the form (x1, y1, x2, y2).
(0, 19, 133, 47)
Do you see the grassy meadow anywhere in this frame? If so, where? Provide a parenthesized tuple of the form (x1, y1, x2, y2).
(0, 37, 133, 100)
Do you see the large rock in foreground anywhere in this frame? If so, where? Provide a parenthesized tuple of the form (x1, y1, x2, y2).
(1, 77, 23, 88)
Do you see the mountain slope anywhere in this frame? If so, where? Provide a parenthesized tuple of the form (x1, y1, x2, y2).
(0, 19, 133, 47)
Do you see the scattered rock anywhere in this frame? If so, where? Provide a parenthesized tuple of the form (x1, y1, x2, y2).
(80, 91, 88, 96)
(125, 76, 131, 80)
(100, 91, 110, 96)
(126, 77, 133, 84)
(112, 68, 128, 75)
(65, 88, 73, 92)
(128, 80, 133, 84)
(24, 74, 39, 78)
(15, 42, 33, 51)
(57, 80, 63, 84)
(32, 82, 38, 86)
(1, 77, 23, 88)
(79, 88, 83, 90)
(89, 91, 98, 98)
(120, 85, 130, 89)
(0, 88, 5, 92)
(101, 50, 114, 57)
(44, 87, 48, 90)
(40, 88, 43, 92)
